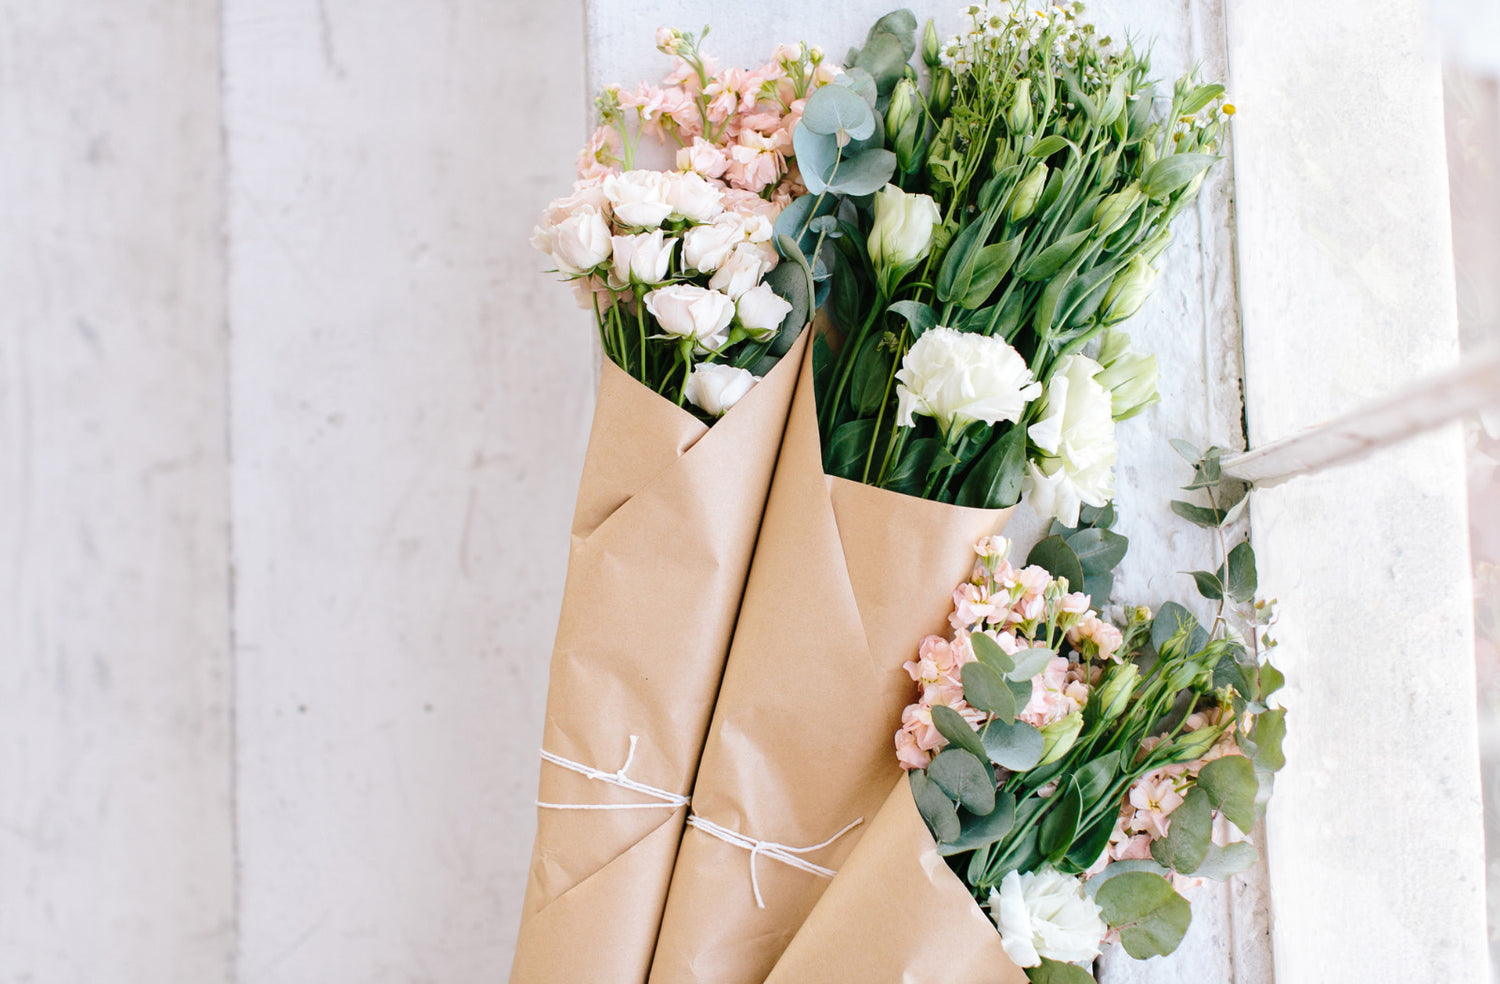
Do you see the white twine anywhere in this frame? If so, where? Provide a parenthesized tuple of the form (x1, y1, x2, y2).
(536, 735, 690, 812)
(686, 813, 864, 909)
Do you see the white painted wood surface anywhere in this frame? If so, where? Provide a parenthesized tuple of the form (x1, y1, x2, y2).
(0, 3, 235, 980)
(1228, 0, 1489, 982)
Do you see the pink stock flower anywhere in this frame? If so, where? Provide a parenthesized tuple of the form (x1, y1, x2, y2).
(1019, 655, 1083, 728)
(1068, 612, 1124, 661)
(726, 131, 785, 192)
(1111, 833, 1155, 861)
(950, 582, 1002, 632)
(1060, 591, 1092, 615)
(677, 137, 729, 179)
(1128, 772, 1185, 839)
(896, 726, 932, 770)
(902, 704, 944, 751)
(577, 126, 624, 180)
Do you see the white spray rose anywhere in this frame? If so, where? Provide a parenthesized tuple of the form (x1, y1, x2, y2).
(535, 206, 612, 275)
(644, 285, 736, 354)
(1023, 354, 1117, 526)
(868, 184, 940, 287)
(895, 327, 1042, 437)
(683, 217, 743, 273)
(542, 182, 610, 226)
(683, 362, 759, 416)
(610, 229, 676, 286)
(988, 867, 1107, 968)
(735, 283, 794, 340)
(709, 242, 771, 299)
(603, 170, 674, 229)
(665, 170, 725, 224)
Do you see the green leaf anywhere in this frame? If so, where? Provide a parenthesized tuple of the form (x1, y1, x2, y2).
(1064, 806, 1119, 873)
(1253, 707, 1287, 772)
(1075, 750, 1121, 809)
(1026, 535, 1086, 591)
(1169, 438, 1202, 462)
(931, 704, 987, 761)
(1189, 569, 1224, 600)
(1180, 83, 1226, 115)
(1078, 501, 1116, 528)
(1082, 571, 1113, 606)
(971, 631, 1016, 675)
(955, 235, 1023, 309)
(867, 9, 919, 58)
(1096, 872, 1193, 959)
(935, 217, 997, 304)
(1084, 858, 1170, 897)
(1027, 134, 1078, 159)
(1016, 227, 1092, 282)
(1171, 499, 1229, 528)
(849, 340, 893, 415)
(792, 124, 841, 194)
(910, 769, 962, 843)
(1150, 601, 1203, 655)
(962, 661, 1018, 721)
(1198, 755, 1258, 833)
(826, 148, 899, 196)
(1065, 527, 1128, 574)
(955, 422, 1027, 508)
(883, 437, 941, 495)
(1150, 786, 1212, 874)
(1007, 646, 1055, 682)
(1026, 957, 1096, 984)
(1193, 840, 1259, 880)
(1056, 262, 1118, 329)
(800, 83, 876, 138)
(853, 31, 909, 95)
(1141, 153, 1218, 200)
(838, 66, 879, 107)
(1226, 541, 1257, 603)
(1038, 778, 1083, 861)
(927, 749, 996, 815)
(887, 299, 937, 339)
(981, 717, 1045, 770)
(939, 792, 1017, 856)
(825, 418, 878, 480)
(1258, 661, 1285, 701)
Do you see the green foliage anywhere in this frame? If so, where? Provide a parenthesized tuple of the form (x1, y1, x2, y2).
(1027, 958, 1096, 984)
(981, 717, 1045, 771)
(1027, 535, 1085, 591)
(928, 748, 996, 815)
(910, 769, 961, 843)
(1096, 872, 1193, 959)
(1198, 755, 1258, 833)
(1150, 786, 1211, 874)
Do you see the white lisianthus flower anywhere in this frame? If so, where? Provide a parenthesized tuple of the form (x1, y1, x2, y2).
(1024, 354, 1118, 526)
(987, 867, 1106, 969)
(683, 362, 759, 416)
(895, 327, 1042, 437)
(708, 242, 771, 299)
(609, 229, 676, 286)
(644, 285, 737, 354)
(603, 170, 674, 229)
(735, 283, 794, 341)
(536, 206, 612, 275)
(868, 184, 940, 287)
(664, 170, 725, 224)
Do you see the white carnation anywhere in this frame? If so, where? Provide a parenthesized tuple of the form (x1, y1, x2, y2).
(894, 327, 1041, 437)
(683, 362, 758, 417)
(1023, 354, 1117, 526)
(988, 867, 1106, 969)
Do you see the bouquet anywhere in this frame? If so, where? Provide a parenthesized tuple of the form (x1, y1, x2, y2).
(510, 27, 828, 984)
(646, 6, 1232, 980)
(764, 464, 1286, 983)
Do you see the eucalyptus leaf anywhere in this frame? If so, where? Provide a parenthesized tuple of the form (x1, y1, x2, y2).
(1226, 540, 1258, 602)
(866, 9, 919, 57)
(910, 769, 962, 843)
(1171, 499, 1229, 528)
(1150, 786, 1211, 874)
(1082, 571, 1114, 606)
(981, 717, 1045, 770)
(971, 631, 1016, 675)
(1095, 872, 1193, 959)
(1169, 438, 1202, 462)
(1258, 661, 1285, 701)
(1084, 858, 1170, 897)
(1190, 569, 1224, 600)
(931, 703, 987, 762)
(1198, 755, 1259, 833)
(1253, 707, 1287, 772)
(853, 31, 909, 95)
(1026, 536, 1086, 591)
(1026, 958, 1096, 984)
(800, 83, 875, 138)
(928, 749, 996, 816)
(963, 661, 1018, 722)
(792, 124, 840, 194)
(1193, 840, 1259, 880)
(1065, 527, 1128, 574)
(1007, 647, 1055, 682)
(939, 793, 1017, 856)
(827, 148, 898, 196)
(1150, 601, 1201, 654)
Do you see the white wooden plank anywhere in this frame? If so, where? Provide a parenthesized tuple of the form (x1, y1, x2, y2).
(223, 0, 591, 979)
(1227, 1, 1489, 982)
(0, 3, 235, 981)
(587, 3, 1262, 981)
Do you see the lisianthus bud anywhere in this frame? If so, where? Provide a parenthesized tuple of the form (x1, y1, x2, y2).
(1008, 78, 1033, 133)
(1092, 185, 1144, 236)
(1101, 254, 1158, 325)
(1093, 663, 1140, 722)
(1009, 163, 1048, 222)
(922, 18, 942, 68)
(895, 326, 1042, 438)
(1164, 724, 1223, 764)
(1037, 711, 1084, 766)
(888, 80, 924, 173)
(1092, 329, 1159, 421)
(683, 362, 758, 417)
(868, 184, 941, 290)
(930, 67, 954, 118)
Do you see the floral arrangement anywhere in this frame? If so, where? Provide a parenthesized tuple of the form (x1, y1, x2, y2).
(771, 2, 1232, 519)
(531, 29, 834, 419)
(895, 457, 1284, 981)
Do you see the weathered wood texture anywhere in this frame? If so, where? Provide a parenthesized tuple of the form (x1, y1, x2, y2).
(223, 1, 590, 980)
(0, 3, 235, 981)
(1228, 0, 1488, 981)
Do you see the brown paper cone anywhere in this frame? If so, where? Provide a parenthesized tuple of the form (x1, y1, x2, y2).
(509, 332, 808, 984)
(765, 778, 1029, 984)
(646, 345, 1013, 984)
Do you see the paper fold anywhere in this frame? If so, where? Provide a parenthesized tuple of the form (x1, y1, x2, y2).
(646, 344, 1012, 984)
(764, 778, 1030, 984)
(508, 333, 807, 984)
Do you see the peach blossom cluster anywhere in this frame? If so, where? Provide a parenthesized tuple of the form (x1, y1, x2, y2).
(577, 27, 837, 206)
(895, 536, 1123, 770)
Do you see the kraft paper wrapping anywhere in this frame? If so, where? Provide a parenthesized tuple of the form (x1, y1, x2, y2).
(646, 345, 1012, 984)
(765, 778, 1030, 984)
(508, 331, 807, 984)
